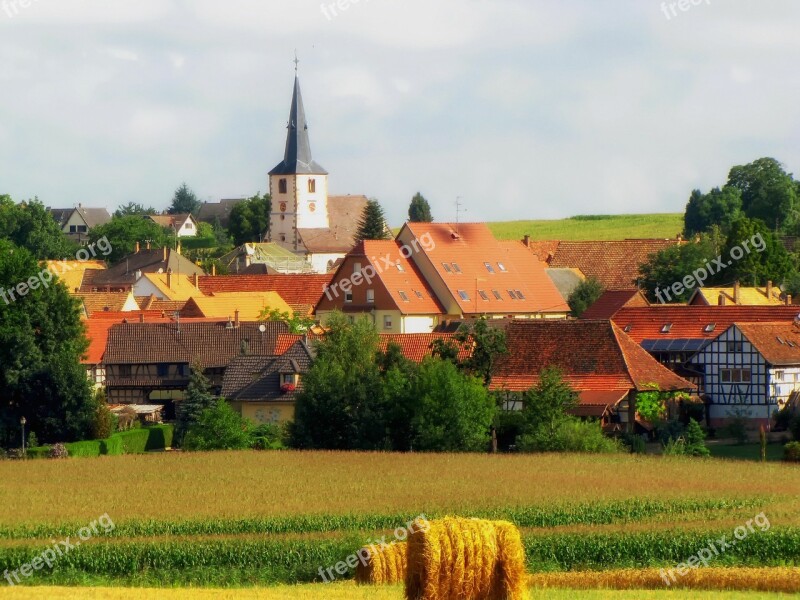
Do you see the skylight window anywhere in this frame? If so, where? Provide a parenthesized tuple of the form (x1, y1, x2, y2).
(414, 290, 423, 299)
(507, 290, 517, 300)
(398, 291, 410, 302)
(484, 262, 495, 274)
(661, 323, 672, 333)
(442, 263, 452, 273)
(452, 263, 462, 273)
(497, 262, 507, 272)
(515, 290, 526, 300)
(396, 263, 405, 272)
(478, 290, 489, 301)
(624, 324, 633, 333)
(458, 290, 470, 301)
(492, 290, 503, 300)
(704, 324, 716, 333)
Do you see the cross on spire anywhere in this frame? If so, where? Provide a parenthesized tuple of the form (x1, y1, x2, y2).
(293, 51, 299, 73)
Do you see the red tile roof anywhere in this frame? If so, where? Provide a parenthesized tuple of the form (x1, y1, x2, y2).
(198, 274, 333, 315)
(526, 239, 681, 290)
(379, 333, 471, 363)
(401, 222, 569, 315)
(491, 320, 693, 392)
(581, 289, 650, 320)
(735, 322, 800, 366)
(611, 306, 800, 343)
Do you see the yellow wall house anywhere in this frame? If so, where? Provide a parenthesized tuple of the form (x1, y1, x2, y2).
(132, 272, 205, 302)
(182, 292, 294, 321)
(689, 281, 790, 306)
(47, 260, 107, 294)
(220, 339, 313, 424)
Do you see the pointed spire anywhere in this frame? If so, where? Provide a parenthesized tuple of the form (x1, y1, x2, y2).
(269, 73, 327, 176)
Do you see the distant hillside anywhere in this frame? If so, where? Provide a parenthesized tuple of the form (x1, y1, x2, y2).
(487, 214, 683, 242)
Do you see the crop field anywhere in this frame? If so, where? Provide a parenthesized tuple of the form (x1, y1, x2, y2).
(0, 451, 798, 594)
(486, 213, 684, 241)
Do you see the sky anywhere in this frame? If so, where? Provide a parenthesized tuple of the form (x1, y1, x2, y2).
(0, 0, 798, 227)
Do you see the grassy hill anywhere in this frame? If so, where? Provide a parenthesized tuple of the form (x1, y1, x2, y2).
(486, 213, 683, 241)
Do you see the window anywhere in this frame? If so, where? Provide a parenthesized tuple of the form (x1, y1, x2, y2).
(726, 341, 743, 353)
(721, 368, 752, 383)
(624, 324, 633, 333)
(458, 290, 470, 301)
(345, 292, 353, 303)
(776, 371, 785, 381)
(366, 289, 375, 303)
(661, 324, 672, 333)
(414, 290, 423, 299)
(157, 364, 169, 377)
(515, 290, 526, 300)
(507, 290, 517, 300)
(308, 178, 316, 193)
(279, 234, 286, 242)
(282, 373, 295, 385)
(384, 315, 393, 329)
(279, 178, 288, 194)
(452, 263, 462, 273)
(119, 365, 132, 377)
(354, 262, 362, 274)
(397, 263, 405, 272)
(479, 290, 489, 301)
(497, 262, 507, 272)
(77, 225, 88, 233)
(484, 262, 495, 274)
(185, 222, 193, 230)
(69, 225, 77, 233)
(399, 291, 410, 302)
(442, 263, 452, 273)
(704, 324, 716, 333)
(492, 290, 503, 300)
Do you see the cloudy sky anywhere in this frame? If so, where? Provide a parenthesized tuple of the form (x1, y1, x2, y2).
(0, 0, 798, 226)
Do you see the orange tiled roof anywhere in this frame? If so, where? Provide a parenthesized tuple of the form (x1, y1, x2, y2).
(581, 289, 650, 320)
(611, 305, 800, 343)
(198, 274, 332, 315)
(402, 222, 569, 315)
(379, 333, 471, 363)
(181, 292, 293, 321)
(735, 322, 800, 366)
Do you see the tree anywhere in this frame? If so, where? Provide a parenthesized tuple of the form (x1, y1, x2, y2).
(168, 183, 201, 216)
(721, 218, 794, 286)
(355, 199, 390, 241)
(408, 192, 433, 223)
(174, 360, 216, 448)
(88, 216, 173, 264)
(684, 418, 710, 457)
(183, 399, 252, 451)
(0, 195, 76, 260)
(568, 277, 604, 317)
(228, 193, 271, 246)
(638, 236, 719, 303)
(727, 158, 797, 231)
(0, 240, 95, 445)
(454, 318, 508, 387)
(519, 367, 579, 440)
(683, 187, 743, 236)
(260, 307, 315, 334)
(113, 203, 158, 218)
(408, 358, 495, 452)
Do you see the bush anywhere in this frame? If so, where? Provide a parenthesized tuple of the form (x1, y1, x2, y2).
(145, 424, 174, 450)
(49, 443, 68, 459)
(663, 437, 687, 456)
(494, 410, 526, 452)
(27, 431, 38, 449)
(183, 400, 252, 451)
(249, 423, 284, 451)
(26, 446, 51, 459)
(785, 442, 800, 462)
(65, 440, 103, 457)
(684, 418, 711, 457)
(101, 435, 124, 456)
(117, 429, 151, 454)
(623, 433, 647, 455)
(518, 419, 623, 454)
(92, 400, 116, 440)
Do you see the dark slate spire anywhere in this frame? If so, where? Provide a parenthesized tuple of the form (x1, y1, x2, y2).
(269, 76, 327, 176)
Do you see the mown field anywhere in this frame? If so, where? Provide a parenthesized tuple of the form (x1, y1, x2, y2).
(486, 213, 683, 241)
(0, 451, 798, 591)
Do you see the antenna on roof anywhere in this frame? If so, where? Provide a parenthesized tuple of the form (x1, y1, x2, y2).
(173, 311, 181, 335)
(455, 196, 466, 235)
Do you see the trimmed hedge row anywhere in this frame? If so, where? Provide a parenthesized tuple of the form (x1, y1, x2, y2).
(27, 425, 174, 459)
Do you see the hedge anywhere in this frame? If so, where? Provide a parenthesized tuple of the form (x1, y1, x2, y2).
(101, 435, 124, 456)
(23, 424, 175, 459)
(64, 440, 103, 457)
(146, 424, 173, 450)
(117, 429, 151, 454)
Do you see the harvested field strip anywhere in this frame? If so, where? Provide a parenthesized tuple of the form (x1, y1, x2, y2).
(0, 498, 764, 540)
(529, 568, 800, 593)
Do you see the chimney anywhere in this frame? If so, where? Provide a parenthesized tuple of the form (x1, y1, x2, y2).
(788, 295, 794, 306)
(135, 242, 140, 253)
(523, 235, 531, 248)
(234, 309, 240, 328)
(212, 263, 217, 276)
(166, 269, 172, 289)
(733, 281, 741, 304)
(718, 293, 726, 306)
(139, 313, 145, 323)
(163, 246, 167, 262)
(766, 280, 773, 299)
(193, 273, 199, 288)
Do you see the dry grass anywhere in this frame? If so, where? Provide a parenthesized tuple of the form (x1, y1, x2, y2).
(1, 452, 798, 526)
(529, 568, 800, 593)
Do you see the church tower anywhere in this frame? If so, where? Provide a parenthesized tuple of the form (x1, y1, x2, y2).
(268, 72, 329, 250)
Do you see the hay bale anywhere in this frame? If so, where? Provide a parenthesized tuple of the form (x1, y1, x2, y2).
(355, 541, 408, 585)
(405, 517, 527, 600)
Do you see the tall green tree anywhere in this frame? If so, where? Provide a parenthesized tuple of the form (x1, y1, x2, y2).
(114, 202, 158, 218)
(568, 277, 604, 317)
(520, 367, 579, 439)
(355, 199, 390, 241)
(726, 157, 797, 231)
(721, 218, 794, 286)
(228, 193, 271, 246)
(454, 318, 508, 387)
(169, 183, 201, 215)
(183, 400, 252, 451)
(408, 192, 433, 223)
(174, 360, 216, 448)
(683, 187, 743, 236)
(638, 236, 719, 303)
(88, 216, 173, 264)
(0, 240, 95, 445)
(0, 195, 76, 260)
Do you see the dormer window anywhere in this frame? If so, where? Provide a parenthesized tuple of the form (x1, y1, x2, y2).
(279, 178, 288, 194)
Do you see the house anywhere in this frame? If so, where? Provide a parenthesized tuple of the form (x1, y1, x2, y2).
(689, 322, 800, 427)
(82, 246, 204, 293)
(46, 260, 106, 293)
(395, 222, 570, 320)
(75, 291, 141, 317)
(545, 268, 585, 304)
(49, 204, 111, 244)
(146, 214, 199, 237)
(265, 73, 373, 273)
(220, 242, 315, 274)
(315, 239, 446, 333)
(102, 321, 289, 415)
(492, 320, 695, 432)
(132, 272, 204, 302)
(688, 281, 788, 306)
(378, 333, 473, 363)
(523, 237, 683, 290)
(581, 289, 651, 320)
(181, 292, 293, 321)
(197, 198, 247, 229)
(198, 274, 333, 316)
(221, 339, 314, 424)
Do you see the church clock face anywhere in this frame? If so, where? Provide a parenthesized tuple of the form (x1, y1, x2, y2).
(309, 202, 316, 213)
(279, 202, 287, 212)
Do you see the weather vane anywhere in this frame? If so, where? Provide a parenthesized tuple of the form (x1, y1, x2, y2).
(294, 50, 299, 73)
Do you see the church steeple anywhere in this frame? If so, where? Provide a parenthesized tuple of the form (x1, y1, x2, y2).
(269, 75, 327, 176)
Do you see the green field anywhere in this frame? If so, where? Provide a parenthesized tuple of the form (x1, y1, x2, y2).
(485, 213, 684, 241)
